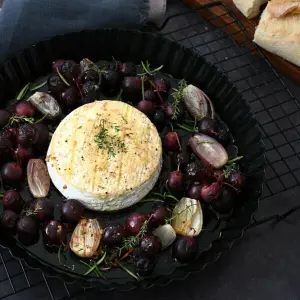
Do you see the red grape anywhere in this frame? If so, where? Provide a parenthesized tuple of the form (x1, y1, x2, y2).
(60, 86, 78, 109)
(144, 89, 157, 102)
(60, 199, 84, 223)
(228, 171, 246, 188)
(150, 207, 169, 227)
(52, 59, 65, 72)
(103, 223, 126, 247)
(15, 145, 34, 164)
(15, 101, 35, 117)
(1, 210, 18, 229)
(1, 162, 23, 185)
(173, 236, 198, 263)
(187, 182, 202, 201)
(200, 182, 222, 203)
(167, 170, 185, 193)
(140, 234, 162, 257)
(136, 100, 155, 116)
(33, 123, 49, 151)
(0, 110, 11, 128)
(2, 190, 23, 212)
(154, 78, 170, 94)
(43, 221, 67, 246)
(162, 132, 181, 152)
(119, 62, 136, 77)
(125, 213, 148, 236)
(32, 198, 54, 221)
(17, 124, 37, 147)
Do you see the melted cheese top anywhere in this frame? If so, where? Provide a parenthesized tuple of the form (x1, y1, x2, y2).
(47, 100, 162, 199)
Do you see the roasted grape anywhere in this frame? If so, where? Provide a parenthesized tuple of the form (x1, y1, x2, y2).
(173, 236, 198, 263)
(17, 216, 39, 245)
(122, 76, 142, 103)
(162, 132, 181, 152)
(228, 171, 246, 188)
(140, 234, 162, 257)
(33, 123, 49, 151)
(1, 210, 18, 229)
(1, 162, 23, 185)
(201, 182, 222, 203)
(0, 130, 14, 158)
(211, 188, 235, 213)
(103, 223, 126, 247)
(135, 256, 157, 276)
(32, 198, 54, 222)
(119, 62, 136, 77)
(198, 117, 218, 137)
(102, 71, 122, 96)
(150, 207, 169, 228)
(167, 171, 185, 193)
(82, 69, 99, 83)
(15, 101, 36, 117)
(136, 100, 155, 116)
(15, 145, 34, 164)
(152, 109, 166, 129)
(60, 86, 78, 109)
(61, 60, 80, 81)
(43, 221, 67, 246)
(47, 73, 66, 95)
(185, 162, 211, 182)
(125, 213, 148, 236)
(2, 190, 23, 212)
(52, 59, 65, 72)
(154, 78, 170, 94)
(61, 200, 84, 223)
(187, 182, 202, 201)
(81, 81, 100, 104)
(0, 110, 11, 128)
(165, 102, 184, 121)
(144, 89, 156, 102)
(17, 124, 37, 147)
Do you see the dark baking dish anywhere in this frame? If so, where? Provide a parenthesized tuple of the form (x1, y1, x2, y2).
(0, 29, 265, 290)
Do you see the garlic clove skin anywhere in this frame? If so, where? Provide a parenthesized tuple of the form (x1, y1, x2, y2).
(171, 197, 203, 237)
(153, 224, 177, 250)
(182, 84, 215, 120)
(28, 92, 62, 119)
(70, 218, 103, 258)
(189, 133, 228, 169)
(27, 159, 50, 198)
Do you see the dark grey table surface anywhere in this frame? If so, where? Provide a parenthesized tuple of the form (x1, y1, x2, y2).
(1, 1, 300, 299)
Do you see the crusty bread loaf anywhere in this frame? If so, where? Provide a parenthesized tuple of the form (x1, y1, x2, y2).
(233, 0, 268, 18)
(254, 2, 300, 67)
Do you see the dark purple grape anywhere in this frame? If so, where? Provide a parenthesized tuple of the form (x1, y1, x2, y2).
(125, 213, 148, 236)
(154, 78, 170, 94)
(102, 71, 122, 96)
(135, 256, 157, 276)
(107, 60, 121, 72)
(103, 223, 126, 247)
(150, 207, 169, 228)
(81, 81, 100, 104)
(17, 124, 37, 147)
(136, 100, 155, 116)
(61, 60, 80, 81)
(152, 109, 166, 129)
(213, 170, 225, 182)
(165, 102, 184, 121)
(187, 182, 202, 201)
(2, 190, 23, 212)
(82, 69, 99, 83)
(61, 200, 84, 223)
(15, 101, 36, 117)
(215, 119, 230, 145)
(140, 234, 162, 257)
(201, 182, 222, 203)
(172, 151, 189, 170)
(122, 77, 142, 103)
(32, 198, 54, 221)
(0, 110, 11, 128)
(167, 171, 185, 193)
(47, 73, 66, 95)
(52, 59, 65, 72)
(43, 220, 66, 246)
(17, 216, 39, 245)
(228, 171, 246, 188)
(162, 132, 181, 152)
(173, 236, 198, 263)
(1, 162, 23, 185)
(119, 62, 136, 77)
(198, 117, 218, 137)
(15, 145, 34, 164)
(1, 210, 18, 229)
(144, 89, 156, 102)
(211, 188, 235, 213)
(0, 131, 14, 157)
(33, 123, 49, 151)
(185, 162, 211, 182)
(60, 86, 78, 109)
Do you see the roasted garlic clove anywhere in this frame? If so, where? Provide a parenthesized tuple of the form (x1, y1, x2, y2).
(27, 159, 50, 198)
(171, 197, 203, 237)
(153, 224, 177, 250)
(70, 218, 103, 258)
(182, 84, 215, 120)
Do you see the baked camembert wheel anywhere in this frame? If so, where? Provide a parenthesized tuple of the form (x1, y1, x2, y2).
(46, 100, 162, 211)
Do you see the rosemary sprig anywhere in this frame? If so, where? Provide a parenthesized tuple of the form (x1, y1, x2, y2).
(175, 123, 197, 133)
(94, 119, 126, 157)
(118, 219, 149, 255)
(118, 262, 139, 281)
(16, 83, 30, 101)
(56, 67, 70, 86)
(171, 79, 187, 120)
(80, 260, 106, 279)
(227, 156, 243, 164)
(30, 80, 47, 91)
(84, 252, 107, 276)
(139, 61, 163, 77)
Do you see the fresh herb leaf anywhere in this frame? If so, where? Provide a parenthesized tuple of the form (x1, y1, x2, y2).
(94, 119, 126, 157)
(30, 81, 47, 91)
(118, 262, 139, 281)
(84, 252, 107, 276)
(227, 156, 243, 164)
(171, 79, 187, 120)
(175, 123, 196, 133)
(139, 61, 163, 77)
(56, 67, 70, 86)
(8, 114, 35, 126)
(223, 163, 237, 178)
(16, 83, 30, 101)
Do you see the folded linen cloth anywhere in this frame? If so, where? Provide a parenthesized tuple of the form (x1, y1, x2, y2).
(0, 0, 167, 63)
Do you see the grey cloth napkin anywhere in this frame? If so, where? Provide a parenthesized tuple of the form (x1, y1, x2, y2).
(0, 0, 167, 63)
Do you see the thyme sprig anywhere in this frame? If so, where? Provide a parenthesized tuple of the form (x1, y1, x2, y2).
(171, 79, 187, 120)
(140, 61, 163, 77)
(8, 114, 35, 126)
(94, 119, 126, 157)
(223, 156, 243, 178)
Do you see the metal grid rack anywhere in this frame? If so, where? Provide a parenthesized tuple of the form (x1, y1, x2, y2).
(1, 1, 300, 299)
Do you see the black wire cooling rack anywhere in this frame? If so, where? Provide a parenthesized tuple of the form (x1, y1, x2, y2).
(1, 1, 300, 299)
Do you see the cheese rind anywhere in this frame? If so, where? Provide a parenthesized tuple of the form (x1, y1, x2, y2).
(47, 100, 163, 211)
